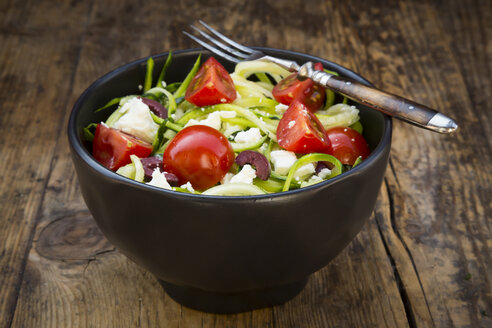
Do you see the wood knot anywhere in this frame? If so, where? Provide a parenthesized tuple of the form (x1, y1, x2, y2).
(35, 211, 113, 262)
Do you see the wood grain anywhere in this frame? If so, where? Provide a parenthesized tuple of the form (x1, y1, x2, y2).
(0, 0, 93, 326)
(0, 0, 490, 327)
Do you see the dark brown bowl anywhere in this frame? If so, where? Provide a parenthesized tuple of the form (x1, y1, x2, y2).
(68, 48, 392, 313)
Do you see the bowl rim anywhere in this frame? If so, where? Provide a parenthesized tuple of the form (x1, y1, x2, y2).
(68, 47, 392, 200)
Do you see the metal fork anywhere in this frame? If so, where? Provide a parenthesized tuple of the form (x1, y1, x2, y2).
(184, 21, 458, 134)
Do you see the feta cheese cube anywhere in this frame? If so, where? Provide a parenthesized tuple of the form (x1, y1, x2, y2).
(234, 128, 262, 144)
(230, 164, 257, 184)
(112, 97, 159, 143)
(270, 150, 297, 175)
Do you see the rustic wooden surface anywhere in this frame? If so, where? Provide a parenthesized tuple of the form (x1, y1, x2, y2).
(1, 0, 490, 327)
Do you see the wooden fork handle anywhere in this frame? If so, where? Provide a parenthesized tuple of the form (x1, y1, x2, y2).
(301, 64, 458, 133)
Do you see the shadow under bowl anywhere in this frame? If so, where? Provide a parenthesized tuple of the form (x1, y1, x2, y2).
(68, 48, 392, 313)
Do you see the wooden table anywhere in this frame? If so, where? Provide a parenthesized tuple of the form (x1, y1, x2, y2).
(1, 0, 490, 327)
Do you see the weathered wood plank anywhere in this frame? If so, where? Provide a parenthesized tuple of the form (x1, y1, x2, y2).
(339, 1, 492, 327)
(0, 0, 93, 326)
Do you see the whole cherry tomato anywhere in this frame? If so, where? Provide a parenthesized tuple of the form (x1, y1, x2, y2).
(272, 62, 326, 112)
(276, 100, 333, 154)
(185, 57, 237, 107)
(92, 123, 153, 171)
(326, 127, 370, 165)
(162, 125, 235, 190)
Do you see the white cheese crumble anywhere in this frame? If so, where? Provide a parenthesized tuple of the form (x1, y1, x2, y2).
(293, 163, 315, 178)
(180, 182, 195, 193)
(234, 128, 262, 144)
(112, 97, 159, 143)
(308, 175, 324, 184)
(221, 172, 235, 184)
(230, 164, 256, 184)
(317, 167, 332, 179)
(288, 120, 296, 128)
(146, 169, 172, 190)
(270, 150, 297, 175)
(185, 111, 236, 131)
(275, 103, 289, 115)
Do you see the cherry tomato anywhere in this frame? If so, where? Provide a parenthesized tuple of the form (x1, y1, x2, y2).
(326, 127, 370, 165)
(92, 123, 153, 171)
(162, 125, 235, 190)
(297, 78, 326, 112)
(272, 62, 326, 112)
(185, 57, 237, 107)
(276, 100, 333, 154)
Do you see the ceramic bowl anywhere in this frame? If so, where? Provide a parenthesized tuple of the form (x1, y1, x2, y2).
(68, 48, 392, 313)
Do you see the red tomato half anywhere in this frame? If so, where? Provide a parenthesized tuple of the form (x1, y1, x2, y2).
(276, 100, 333, 154)
(162, 125, 235, 190)
(326, 127, 370, 165)
(185, 57, 237, 107)
(92, 123, 153, 171)
(272, 62, 326, 112)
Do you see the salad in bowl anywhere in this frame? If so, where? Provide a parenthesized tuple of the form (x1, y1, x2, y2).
(84, 53, 371, 196)
(68, 48, 391, 313)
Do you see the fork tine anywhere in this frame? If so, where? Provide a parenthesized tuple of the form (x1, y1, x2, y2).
(198, 20, 255, 55)
(183, 31, 240, 64)
(190, 25, 250, 60)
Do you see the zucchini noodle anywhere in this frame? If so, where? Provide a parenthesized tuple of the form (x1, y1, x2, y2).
(316, 103, 360, 130)
(233, 97, 278, 114)
(233, 60, 291, 80)
(173, 55, 201, 98)
(212, 103, 278, 141)
(143, 57, 154, 92)
(130, 155, 145, 182)
(283, 153, 342, 192)
(231, 74, 273, 98)
(115, 155, 145, 182)
(146, 87, 177, 118)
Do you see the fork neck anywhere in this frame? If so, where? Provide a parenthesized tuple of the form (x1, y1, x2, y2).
(259, 56, 300, 72)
